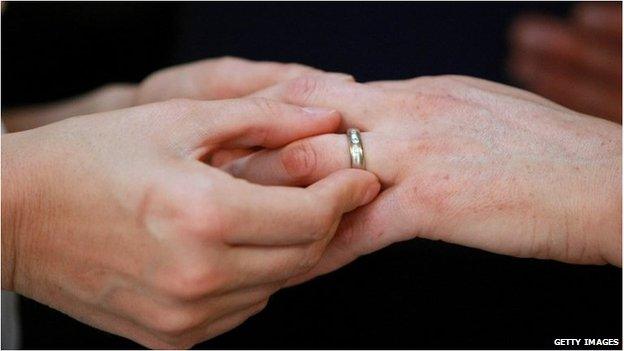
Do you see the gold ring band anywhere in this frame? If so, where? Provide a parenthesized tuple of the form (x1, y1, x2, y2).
(346, 128, 366, 170)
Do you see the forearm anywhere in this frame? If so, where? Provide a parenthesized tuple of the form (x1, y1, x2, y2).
(2, 83, 137, 132)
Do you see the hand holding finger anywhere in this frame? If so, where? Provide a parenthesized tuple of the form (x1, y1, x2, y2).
(224, 132, 398, 187)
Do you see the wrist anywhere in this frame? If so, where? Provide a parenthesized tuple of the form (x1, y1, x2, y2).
(1, 192, 16, 291)
(573, 156, 622, 267)
(595, 159, 622, 266)
(1, 131, 45, 291)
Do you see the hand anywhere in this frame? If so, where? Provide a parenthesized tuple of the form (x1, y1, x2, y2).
(135, 56, 338, 103)
(224, 75, 621, 285)
(1, 97, 379, 348)
(508, 2, 622, 123)
(3, 56, 341, 132)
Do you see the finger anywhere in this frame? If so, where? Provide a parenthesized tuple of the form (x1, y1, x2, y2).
(573, 2, 622, 41)
(365, 80, 412, 90)
(53, 297, 178, 349)
(285, 186, 409, 287)
(509, 14, 621, 82)
(224, 132, 398, 187)
(137, 56, 325, 103)
(140, 299, 270, 349)
(250, 75, 383, 130)
(509, 53, 622, 121)
(228, 241, 331, 287)
(220, 168, 380, 246)
(104, 282, 279, 338)
(160, 98, 341, 155)
(180, 301, 269, 348)
(227, 174, 372, 285)
(209, 148, 255, 167)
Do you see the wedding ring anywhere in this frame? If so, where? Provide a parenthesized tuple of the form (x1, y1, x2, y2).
(346, 128, 366, 170)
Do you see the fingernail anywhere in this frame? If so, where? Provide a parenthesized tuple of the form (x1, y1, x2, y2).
(302, 106, 337, 117)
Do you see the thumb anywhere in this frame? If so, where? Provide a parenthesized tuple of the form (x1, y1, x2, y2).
(306, 168, 381, 215)
(285, 187, 405, 287)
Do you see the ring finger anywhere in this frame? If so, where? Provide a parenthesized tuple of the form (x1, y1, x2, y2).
(223, 132, 398, 187)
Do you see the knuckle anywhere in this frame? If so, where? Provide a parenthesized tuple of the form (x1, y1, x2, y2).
(152, 182, 230, 241)
(164, 263, 224, 300)
(140, 337, 185, 350)
(332, 220, 360, 253)
(297, 245, 324, 273)
(283, 63, 317, 76)
(295, 194, 330, 242)
(321, 205, 340, 230)
(241, 125, 270, 147)
(296, 192, 340, 245)
(185, 198, 230, 239)
(404, 75, 462, 95)
(436, 74, 464, 82)
(136, 178, 230, 240)
(426, 75, 471, 94)
(139, 69, 164, 88)
(405, 75, 437, 86)
(303, 215, 331, 242)
(249, 299, 269, 316)
(150, 307, 200, 337)
(311, 196, 339, 233)
(248, 97, 283, 116)
(279, 140, 318, 180)
(172, 339, 198, 350)
(316, 190, 342, 226)
(96, 83, 136, 97)
(216, 55, 243, 67)
(307, 223, 329, 242)
(160, 339, 193, 350)
(440, 74, 469, 81)
(141, 184, 233, 295)
(161, 97, 199, 116)
(435, 75, 472, 89)
(285, 76, 322, 102)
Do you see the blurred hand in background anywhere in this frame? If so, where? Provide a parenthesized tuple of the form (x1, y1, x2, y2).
(508, 2, 622, 123)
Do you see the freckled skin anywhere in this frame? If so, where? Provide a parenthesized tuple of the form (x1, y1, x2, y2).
(231, 75, 621, 284)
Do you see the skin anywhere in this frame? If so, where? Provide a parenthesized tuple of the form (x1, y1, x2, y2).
(223, 74, 621, 285)
(1, 97, 380, 348)
(2, 55, 620, 345)
(2, 56, 347, 132)
(508, 2, 622, 123)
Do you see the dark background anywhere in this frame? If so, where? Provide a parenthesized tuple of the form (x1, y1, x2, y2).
(2, 2, 622, 349)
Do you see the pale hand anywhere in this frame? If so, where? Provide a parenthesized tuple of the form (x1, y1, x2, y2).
(1, 97, 379, 348)
(225, 75, 621, 285)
